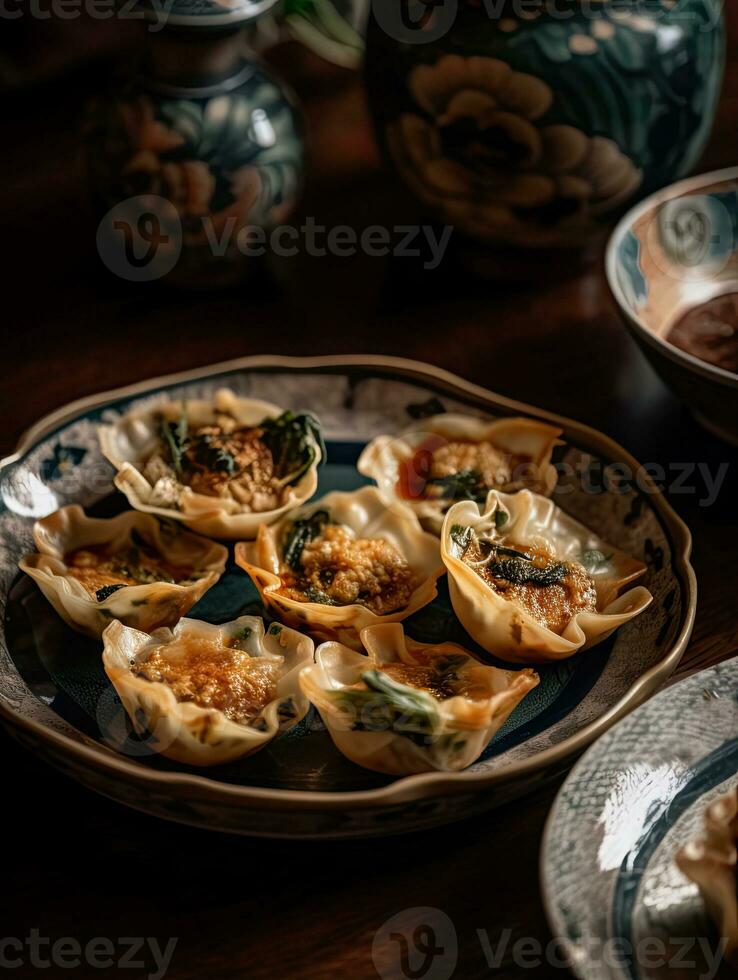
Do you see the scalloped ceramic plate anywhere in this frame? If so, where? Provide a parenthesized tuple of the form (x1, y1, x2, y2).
(542, 658, 738, 980)
(0, 356, 695, 838)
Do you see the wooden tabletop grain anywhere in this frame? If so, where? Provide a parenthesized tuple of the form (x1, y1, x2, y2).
(1, 11, 737, 980)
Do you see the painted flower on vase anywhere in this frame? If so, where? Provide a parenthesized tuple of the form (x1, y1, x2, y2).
(99, 98, 209, 231)
(120, 101, 217, 228)
(89, 86, 302, 250)
(387, 54, 643, 246)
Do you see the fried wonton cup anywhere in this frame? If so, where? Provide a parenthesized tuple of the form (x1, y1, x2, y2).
(235, 486, 444, 649)
(300, 623, 539, 775)
(441, 490, 652, 663)
(19, 505, 227, 638)
(357, 413, 562, 535)
(99, 388, 324, 540)
(102, 616, 313, 767)
(677, 787, 738, 966)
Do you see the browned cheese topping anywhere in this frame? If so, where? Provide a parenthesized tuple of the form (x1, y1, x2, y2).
(279, 524, 421, 615)
(462, 538, 596, 635)
(66, 544, 193, 597)
(134, 635, 280, 724)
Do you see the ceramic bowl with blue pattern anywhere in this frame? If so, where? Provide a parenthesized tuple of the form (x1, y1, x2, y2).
(607, 168, 738, 446)
(542, 656, 738, 980)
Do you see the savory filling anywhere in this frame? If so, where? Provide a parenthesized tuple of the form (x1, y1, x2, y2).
(142, 406, 323, 513)
(332, 654, 485, 742)
(133, 634, 281, 725)
(362, 651, 486, 702)
(66, 536, 194, 601)
(398, 438, 528, 505)
(456, 526, 597, 634)
(277, 511, 421, 615)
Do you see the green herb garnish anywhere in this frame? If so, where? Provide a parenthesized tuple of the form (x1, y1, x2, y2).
(95, 583, 127, 602)
(159, 405, 324, 490)
(450, 523, 473, 554)
(427, 467, 487, 503)
(160, 400, 237, 478)
(495, 509, 509, 530)
(283, 509, 331, 571)
(160, 402, 189, 479)
(495, 545, 531, 560)
(260, 410, 325, 486)
(471, 536, 565, 586)
(488, 557, 567, 586)
(192, 435, 238, 475)
(336, 669, 440, 744)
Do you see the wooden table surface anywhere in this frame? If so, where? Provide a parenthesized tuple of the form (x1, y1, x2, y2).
(2, 11, 737, 980)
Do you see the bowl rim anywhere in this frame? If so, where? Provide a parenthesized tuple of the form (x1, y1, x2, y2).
(0, 354, 697, 814)
(539, 655, 738, 980)
(606, 165, 738, 391)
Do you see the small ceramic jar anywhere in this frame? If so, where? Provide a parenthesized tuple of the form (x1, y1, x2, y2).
(87, 7, 304, 286)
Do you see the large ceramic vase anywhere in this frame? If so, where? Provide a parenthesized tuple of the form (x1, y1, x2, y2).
(87, 14, 303, 287)
(365, 0, 725, 251)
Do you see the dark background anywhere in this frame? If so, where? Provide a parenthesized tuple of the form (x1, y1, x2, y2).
(1, 9, 737, 979)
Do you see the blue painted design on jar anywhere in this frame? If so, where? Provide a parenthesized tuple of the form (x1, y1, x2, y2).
(365, 0, 726, 248)
(86, 61, 304, 286)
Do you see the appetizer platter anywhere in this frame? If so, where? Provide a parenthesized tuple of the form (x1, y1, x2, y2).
(0, 356, 695, 837)
(542, 658, 738, 980)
